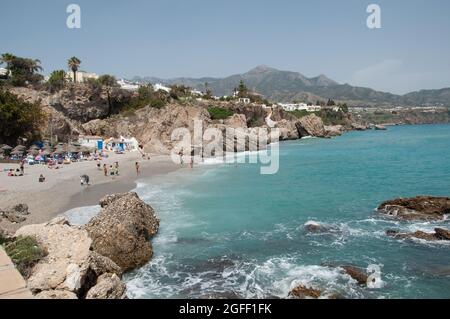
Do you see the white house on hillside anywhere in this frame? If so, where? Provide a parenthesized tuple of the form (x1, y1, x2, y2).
(278, 103, 322, 112)
(153, 83, 171, 93)
(117, 79, 140, 91)
(67, 71, 99, 83)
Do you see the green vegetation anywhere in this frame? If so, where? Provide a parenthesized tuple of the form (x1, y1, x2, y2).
(208, 107, 234, 120)
(67, 57, 81, 83)
(0, 53, 43, 87)
(0, 90, 45, 145)
(45, 70, 66, 92)
(98, 74, 119, 87)
(5, 236, 46, 278)
(121, 84, 167, 115)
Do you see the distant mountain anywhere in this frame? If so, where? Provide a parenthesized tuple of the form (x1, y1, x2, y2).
(130, 66, 450, 107)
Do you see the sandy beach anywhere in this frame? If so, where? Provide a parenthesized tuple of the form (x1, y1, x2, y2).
(0, 151, 180, 232)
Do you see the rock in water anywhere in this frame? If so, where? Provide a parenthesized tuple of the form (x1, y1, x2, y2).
(340, 266, 368, 285)
(295, 114, 326, 138)
(386, 228, 450, 241)
(85, 192, 159, 272)
(289, 285, 322, 299)
(378, 196, 450, 221)
(434, 228, 450, 240)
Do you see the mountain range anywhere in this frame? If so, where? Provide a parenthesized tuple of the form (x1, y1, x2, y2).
(130, 65, 450, 107)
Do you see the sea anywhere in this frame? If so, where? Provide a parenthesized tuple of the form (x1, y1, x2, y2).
(65, 124, 450, 299)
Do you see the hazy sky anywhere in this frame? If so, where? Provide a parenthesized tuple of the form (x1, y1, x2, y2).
(1, 0, 450, 94)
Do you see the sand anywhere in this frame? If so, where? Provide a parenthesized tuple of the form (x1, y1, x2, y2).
(0, 151, 180, 233)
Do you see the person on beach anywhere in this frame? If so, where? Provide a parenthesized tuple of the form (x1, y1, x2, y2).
(19, 161, 24, 175)
(179, 149, 184, 165)
(39, 174, 45, 183)
(80, 175, 90, 186)
(96, 161, 101, 170)
(190, 156, 194, 168)
(135, 162, 140, 175)
(103, 164, 108, 176)
(114, 162, 119, 175)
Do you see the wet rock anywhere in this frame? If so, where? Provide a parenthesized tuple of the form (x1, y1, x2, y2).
(324, 125, 344, 137)
(340, 265, 368, 285)
(351, 123, 368, 131)
(304, 221, 330, 233)
(289, 285, 322, 299)
(86, 273, 127, 299)
(85, 192, 159, 272)
(378, 196, 450, 221)
(386, 228, 450, 241)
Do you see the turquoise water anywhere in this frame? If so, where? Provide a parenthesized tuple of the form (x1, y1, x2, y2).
(123, 124, 450, 299)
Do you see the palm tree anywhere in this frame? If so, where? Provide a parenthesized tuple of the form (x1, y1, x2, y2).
(25, 58, 43, 73)
(67, 57, 81, 83)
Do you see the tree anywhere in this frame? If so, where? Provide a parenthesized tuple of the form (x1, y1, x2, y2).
(0, 90, 45, 144)
(236, 80, 249, 98)
(327, 98, 336, 106)
(46, 70, 66, 92)
(67, 57, 81, 83)
(0, 53, 43, 86)
(203, 82, 212, 99)
(97, 75, 119, 116)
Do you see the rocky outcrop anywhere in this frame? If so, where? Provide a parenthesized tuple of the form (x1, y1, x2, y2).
(1, 204, 30, 223)
(224, 114, 248, 129)
(276, 119, 300, 140)
(378, 196, 450, 221)
(85, 192, 159, 272)
(351, 123, 368, 131)
(340, 266, 368, 285)
(386, 228, 450, 241)
(295, 114, 326, 138)
(324, 125, 344, 137)
(86, 273, 127, 299)
(14, 216, 123, 299)
(289, 285, 322, 299)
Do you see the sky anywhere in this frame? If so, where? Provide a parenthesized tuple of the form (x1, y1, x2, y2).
(1, 0, 450, 94)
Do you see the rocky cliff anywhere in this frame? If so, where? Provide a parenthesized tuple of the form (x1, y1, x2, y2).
(13, 192, 158, 299)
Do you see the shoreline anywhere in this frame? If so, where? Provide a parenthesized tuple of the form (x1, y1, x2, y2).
(0, 152, 180, 233)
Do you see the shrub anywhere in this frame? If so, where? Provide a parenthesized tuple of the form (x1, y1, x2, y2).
(5, 236, 46, 278)
(208, 107, 234, 120)
(45, 70, 66, 92)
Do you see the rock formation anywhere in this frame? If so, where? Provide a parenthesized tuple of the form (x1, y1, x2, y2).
(85, 192, 159, 272)
(386, 228, 450, 241)
(295, 114, 327, 138)
(289, 285, 322, 299)
(15, 216, 123, 299)
(378, 196, 450, 221)
(0, 203, 30, 223)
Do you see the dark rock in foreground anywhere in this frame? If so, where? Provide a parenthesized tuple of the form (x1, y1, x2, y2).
(340, 265, 369, 285)
(378, 196, 450, 221)
(86, 192, 159, 272)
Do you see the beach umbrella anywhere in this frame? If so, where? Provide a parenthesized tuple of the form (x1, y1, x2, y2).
(2, 144, 13, 150)
(10, 150, 24, 156)
(13, 145, 26, 152)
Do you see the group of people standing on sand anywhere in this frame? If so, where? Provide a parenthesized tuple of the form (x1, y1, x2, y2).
(97, 161, 120, 177)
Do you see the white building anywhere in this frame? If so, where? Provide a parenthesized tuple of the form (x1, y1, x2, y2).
(153, 83, 171, 93)
(117, 79, 140, 91)
(238, 97, 251, 104)
(78, 135, 103, 150)
(67, 71, 99, 83)
(0, 67, 10, 79)
(278, 103, 322, 112)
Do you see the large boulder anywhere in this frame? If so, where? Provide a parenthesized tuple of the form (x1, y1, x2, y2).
(324, 125, 344, 137)
(15, 216, 122, 299)
(85, 192, 159, 272)
(378, 196, 450, 221)
(340, 266, 368, 285)
(295, 114, 326, 138)
(276, 120, 299, 140)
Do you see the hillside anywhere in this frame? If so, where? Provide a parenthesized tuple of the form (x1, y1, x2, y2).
(131, 66, 450, 107)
